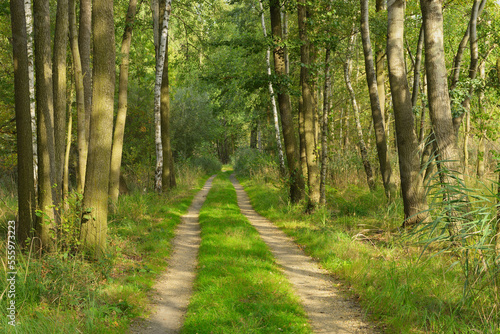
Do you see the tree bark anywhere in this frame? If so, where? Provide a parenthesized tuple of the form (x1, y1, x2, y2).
(154, 0, 173, 192)
(110, 0, 140, 204)
(81, 0, 115, 256)
(53, 0, 69, 214)
(345, 30, 375, 192)
(360, 0, 396, 199)
(259, 0, 286, 175)
(63, 105, 72, 201)
(161, 34, 176, 190)
(375, 0, 386, 121)
(11, 0, 36, 247)
(34, 0, 57, 250)
(387, 0, 429, 226)
(270, 0, 305, 203)
(452, 0, 481, 133)
(79, 0, 92, 147)
(449, 0, 486, 92)
(24, 0, 37, 191)
(69, 0, 87, 194)
(298, 0, 320, 209)
(320, 47, 331, 206)
(421, 0, 468, 236)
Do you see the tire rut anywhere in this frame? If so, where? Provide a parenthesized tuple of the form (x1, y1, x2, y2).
(130, 175, 215, 334)
(230, 174, 378, 334)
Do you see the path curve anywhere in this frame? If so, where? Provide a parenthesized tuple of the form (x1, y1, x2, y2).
(130, 175, 215, 334)
(230, 174, 378, 334)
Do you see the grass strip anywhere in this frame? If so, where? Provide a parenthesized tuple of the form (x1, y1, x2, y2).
(239, 176, 499, 333)
(181, 172, 312, 334)
(0, 175, 208, 333)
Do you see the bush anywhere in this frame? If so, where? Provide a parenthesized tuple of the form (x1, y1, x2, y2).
(233, 148, 278, 177)
(190, 155, 222, 175)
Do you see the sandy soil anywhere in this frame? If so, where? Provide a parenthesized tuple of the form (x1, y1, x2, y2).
(129, 176, 215, 334)
(230, 174, 378, 334)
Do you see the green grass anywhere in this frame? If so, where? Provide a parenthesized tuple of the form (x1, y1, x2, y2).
(181, 172, 312, 334)
(0, 172, 208, 333)
(239, 175, 500, 333)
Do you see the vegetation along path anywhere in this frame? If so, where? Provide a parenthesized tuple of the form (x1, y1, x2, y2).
(230, 174, 377, 334)
(131, 175, 215, 334)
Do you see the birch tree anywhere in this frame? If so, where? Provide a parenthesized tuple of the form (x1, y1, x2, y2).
(154, 0, 173, 192)
(258, 0, 286, 175)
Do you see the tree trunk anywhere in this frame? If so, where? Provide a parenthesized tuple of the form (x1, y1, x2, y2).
(421, 0, 468, 236)
(258, 0, 286, 175)
(320, 47, 331, 206)
(11, 0, 36, 247)
(360, 0, 396, 199)
(154, 0, 173, 192)
(81, 0, 115, 257)
(24, 0, 37, 191)
(375, 0, 386, 118)
(110, 0, 140, 204)
(452, 0, 481, 133)
(79, 0, 92, 147)
(53, 0, 68, 208)
(69, 0, 87, 194)
(345, 30, 375, 192)
(161, 34, 176, 191)
(449, 0, 486, 92)
(63, 105, 72, 201)
(387, 0, 429, 226)
(270, 0, 305, 203)
(411, 25, 424, 111)
(298, 0, 320, 209)
(34, 0, 57, 250)
(298, 96, 308, 179)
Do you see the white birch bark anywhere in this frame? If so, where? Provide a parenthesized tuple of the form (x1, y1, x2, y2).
(258, 0, 286, 174)
(25, 0, 37, 190)
(154, 0, 172, 192)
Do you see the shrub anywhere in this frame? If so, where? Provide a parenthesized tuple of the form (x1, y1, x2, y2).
(233, 148, 278, 178)
(190, 155, 222, 175)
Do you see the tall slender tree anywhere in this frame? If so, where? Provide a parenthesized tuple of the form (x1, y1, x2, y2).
(345, 30, 375, 191)
(258, 0, 286, 175)
(298, 0, 320, 209)
(53, 0, 69, 214)
(360, 0, 396, 199)
(110, 0, 141, 204)
(269, 0, 305, 203)
(11, 0, 36, 246)
(81, 0, 115, 256)
(421, 0, 468, 235)
(387, 0, 428, 226)
(69, 0, 87, 193)
(34, 0, 57, 250)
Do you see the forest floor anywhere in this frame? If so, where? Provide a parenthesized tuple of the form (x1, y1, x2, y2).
(130, 172, 377, 333)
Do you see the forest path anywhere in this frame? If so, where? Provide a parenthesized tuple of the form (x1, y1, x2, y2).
(129, 175, 215, 334)
(230, 174, 378, 334)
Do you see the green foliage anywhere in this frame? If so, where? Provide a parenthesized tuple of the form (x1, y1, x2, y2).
(233, 147, 278, 177)
(189, 155, 222, 175)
